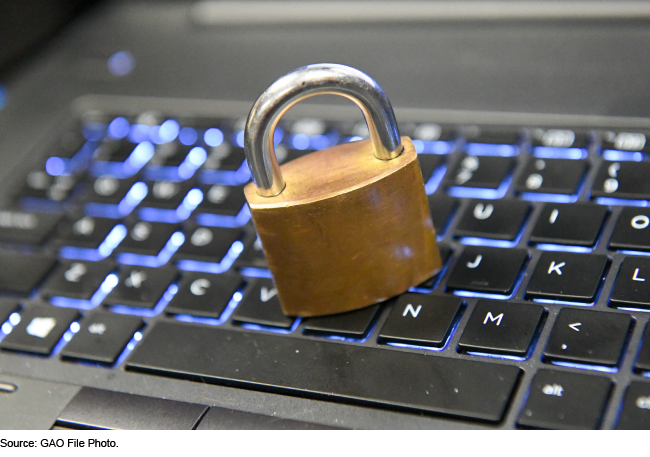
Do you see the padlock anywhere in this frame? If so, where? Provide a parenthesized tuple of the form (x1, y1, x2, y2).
(244, 63, 442, 317)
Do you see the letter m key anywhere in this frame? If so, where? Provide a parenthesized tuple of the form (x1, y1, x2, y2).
(483, 312, 504, 326)
(402, 304, 422, 318)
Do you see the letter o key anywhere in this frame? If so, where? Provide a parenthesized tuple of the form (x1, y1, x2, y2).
(631, 215, 650, 230)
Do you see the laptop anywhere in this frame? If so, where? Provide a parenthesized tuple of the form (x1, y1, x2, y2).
(0, 0, 649, 429)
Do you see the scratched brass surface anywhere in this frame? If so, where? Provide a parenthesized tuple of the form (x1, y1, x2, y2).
(245, 137, 442, 317)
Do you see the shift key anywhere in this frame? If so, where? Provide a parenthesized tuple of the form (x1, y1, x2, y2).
(127, 322, 521, 422)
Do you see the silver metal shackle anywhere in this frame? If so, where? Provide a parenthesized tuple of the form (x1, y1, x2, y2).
(244, 63, 403, 197)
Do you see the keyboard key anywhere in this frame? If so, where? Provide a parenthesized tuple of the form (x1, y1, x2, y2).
(198, 184, 247, 216)
(303, 304, 380, 338)
(458, 300, 544, 357)
(610, 257, 650, 309)
(57, 387, 207, 430)
(529, 203, 608, 246)
(446, 247, 528, 295)
(417, 154, 444, 182)
(0, 252, 56, 294)
(149, 142, 193, 167)
(427, 194, 458, 234)
(95, 139, 138, 162)
(415, 244, 451, 288)
(446, 154, 514, 189)
(86, 176, 137, 204)
(140, 180, 192, 209)
(115, 221, 179, 256)
(0, 299, 20, 325)
(40, 260, 115, 300)
(544, 308, 631, 366)
(165, 271, 244, 318)
(591, 161, 650, 200)
(516, 158, 587, 195)
(204, 144, 245, 171)
(104, 266, 177, 309)
(378, 294, 462, 347)
(609, 207, 650, 252)
(531, 128, 590, 149)
(0, 211, 62, 244)
(525, 252, 608, 302)
(517, 369, 611, 429)
(56, 216, 117, 249)
(236, 236, 267, 268)
(60, 311, 143, 364)
(20, 171, 80, 202)
(0, 305, 79, 355)
(634, 322, 650, 372)
(232, 279, 294, 329)
(601, 131, 650, 154)
(616, 381, 650, 429)
(196, 406, 339, 430)
(127, 322, 521, 422)
(175, 226, 243, 263)
(454, 199, 530, 240)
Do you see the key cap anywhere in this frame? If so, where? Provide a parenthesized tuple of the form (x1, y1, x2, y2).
(609, 207, 650, 252)
(198, 184, 247, 217)
(378, 294, 462, 347)
(303, 305, 380, 338)
(86, 176, 137, 204)
(0, 305, 80, 355)
(601, 131, 650, 154)
(204, 144, 246, 171)
(196, 406, 340, 430)
(175, 226, 243, 263)
(60, 311, 143, 365)
(0, 211, 62, 244)
(115, 221, 179, 256)
(517, 369, 611, 429)
(56, 216, 118, 249)
(446, 247, 528, 295)
(416, 244, 451, 288)
(531, 128, 590, 149)
(165, 271, 244, 318)
(516, 158, 587, 195)
(104, 266, 177, 309)
(94, 139, 138, 162)
(616, 381, 650, 429)
(127, 322, 521, 422)
(591, 161, 650, 200)
(40, 260, 115, 300)
(454, 199, 530, 240)
(445, 154, 514, 189)
(458, 300, 544, 357)
(529, 203, 608, 246)
(525, 252, 608, 302)
(149, 142, 193, 167)
(20, 171, 80, 202)
(427, 194, 458, 234)
(57, 387, 207, 430)
(544, 308, 631, 366)
(464, 127, 521, 146)
(633, 322, 650, 372)
(0, 252, 56, 294)
(236, 236, 267, 268)
(610, 257, 650, 309)
(140, 180, 192, 209)
(417, 154, 444, 182)
(232, 279, 294, 329)
(0, 299, 20, 325)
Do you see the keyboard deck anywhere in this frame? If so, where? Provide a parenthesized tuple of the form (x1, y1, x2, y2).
(1, 97, 649, 429)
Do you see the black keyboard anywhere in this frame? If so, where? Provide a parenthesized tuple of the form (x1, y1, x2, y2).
(1, 99, 650, 430)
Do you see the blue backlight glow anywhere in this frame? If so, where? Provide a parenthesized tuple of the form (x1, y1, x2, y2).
(113, 330, 144, 366)
(460, 237, 520, 248)
(550, 361, 618, 373)
(204, 128, 224, 147)
(83, 122, 106, 141)
(176, 240, 244, 274)
(453, 290, 512, 300)
(521, 192, 579, 203)
(91, 142, 154, 178)
(179, 127, 197, 145)
(424, 165, 447, 195)
(59, 224, 127, 261)
(50, 273, 119, 310)
(235, 131, 245, 148)
(534, 147, 586, 160)
(617, 306, 650, 313)
(45, 157, 66, 176)
(618, 250, 650, 257)
(466, 351, 527, 361)
(172, 288, 244, 326)
(532, 298, 594, 307)
(107, 117, 130, 140)
(447, 175, 512, 200)
(107, 51, 134, 77)
(157, 120, 180, 143)
(196, 205, 251, 228)
(9, 313, 20, 326)
(129, 124, 150, 143)
(240, 267, 272, 278)
(602, 150, 644, 162)
(52, 322, 80, 355)
(595, 197, 649, 207)
(85, 182, 147, 219)
(240, 317, 301, 335)
(535, 243, 593, 253)
(466, 143, 518, 157)
(199, 162, 251, 186)
(291, 133, 310, 150)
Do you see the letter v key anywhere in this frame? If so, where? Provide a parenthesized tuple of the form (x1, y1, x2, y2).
(260, 286, 278, 302)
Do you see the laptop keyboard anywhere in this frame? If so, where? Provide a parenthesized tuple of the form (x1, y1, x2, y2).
(1, 105, 650, 429)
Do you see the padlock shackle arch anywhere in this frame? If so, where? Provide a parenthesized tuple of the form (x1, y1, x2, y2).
(244, 63, 403, 197)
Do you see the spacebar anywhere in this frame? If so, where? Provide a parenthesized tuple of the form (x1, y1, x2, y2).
(126, 322, 521, 422)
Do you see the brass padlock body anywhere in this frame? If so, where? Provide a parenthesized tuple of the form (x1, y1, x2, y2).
(245, 137, 442, 317)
